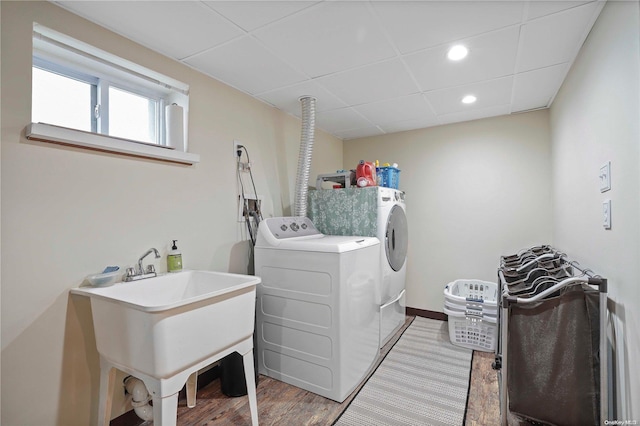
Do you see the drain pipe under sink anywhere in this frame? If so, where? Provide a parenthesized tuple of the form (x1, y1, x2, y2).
(123, 376, 153, 421)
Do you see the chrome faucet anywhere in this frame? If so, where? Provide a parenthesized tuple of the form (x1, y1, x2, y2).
(137, 248, 160, 274)
(124, 248, 161, 282)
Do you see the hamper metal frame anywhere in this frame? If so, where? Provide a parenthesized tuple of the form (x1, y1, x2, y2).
(497, 250, 608, 426)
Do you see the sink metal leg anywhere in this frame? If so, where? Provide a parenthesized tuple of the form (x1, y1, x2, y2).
(186, 372, 198, 408)
(152, 392, 179, 426)
(98, 361, 116, 426)
(242, 349, 259, 426)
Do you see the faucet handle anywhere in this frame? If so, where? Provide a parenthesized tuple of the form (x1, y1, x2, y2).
(125, 267, 136, 278)
(146, 264, 156, 274)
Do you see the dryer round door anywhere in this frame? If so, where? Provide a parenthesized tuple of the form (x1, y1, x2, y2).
(385, 205, 408, 271)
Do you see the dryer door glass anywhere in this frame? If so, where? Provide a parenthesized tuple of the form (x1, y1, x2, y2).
(385, 205, 408, 272)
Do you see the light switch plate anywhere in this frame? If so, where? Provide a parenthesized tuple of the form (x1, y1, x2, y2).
(600, 161, 611, 192)
(603, 199, 611, 229)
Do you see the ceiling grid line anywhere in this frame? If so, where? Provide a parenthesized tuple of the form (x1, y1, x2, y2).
(53, 0, 605, 140)
(365, 0, 440, 128)
(508, 1, 531, 114)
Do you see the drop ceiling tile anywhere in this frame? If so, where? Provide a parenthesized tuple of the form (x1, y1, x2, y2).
(315, 108, 374, 133)
(353, 94, 435, 125)
(517, 1, 600, 72)
(58, 1, 244, 60)
(425, 76, 514, 116)
(378, 116, 441, 134)
(372, 1, 525, 54)
(316, 59, 419, 106)
(52, 1, 605, 136)
(184, 36, 307, 95)
(254, 2, 396, 78)
(336, 127, 386, 141)
(512, 64, 568, 112)
(438, 104, 511, 126)
(526, 1, 594, 20)
(404, 26, 520, 92)
(203, 1, 317, 32)
(256, 81, 348, 115)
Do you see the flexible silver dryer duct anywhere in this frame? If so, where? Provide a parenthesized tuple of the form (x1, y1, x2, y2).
(294, 96, 317, 217)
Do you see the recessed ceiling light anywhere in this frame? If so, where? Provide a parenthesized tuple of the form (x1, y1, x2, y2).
(462, 95, 477, 104)
(447, 45, 468, 61)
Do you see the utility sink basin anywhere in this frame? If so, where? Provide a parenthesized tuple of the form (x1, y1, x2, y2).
(71, 270, 260, 426)
(72, 270, 260, 377)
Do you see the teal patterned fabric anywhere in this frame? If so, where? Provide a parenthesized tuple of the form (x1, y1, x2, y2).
(307, 187, 378, 237)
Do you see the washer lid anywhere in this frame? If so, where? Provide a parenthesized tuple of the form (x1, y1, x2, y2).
(256, 217, 379, 253)
(385, 205, 408, 271)
(276, 235, 380, 253)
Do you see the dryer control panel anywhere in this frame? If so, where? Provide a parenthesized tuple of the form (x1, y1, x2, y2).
(263, 217, 321, 239)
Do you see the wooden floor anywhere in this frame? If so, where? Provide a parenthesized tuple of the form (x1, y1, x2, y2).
(465, 351, 501, 426)
(113, 316, 500, 425)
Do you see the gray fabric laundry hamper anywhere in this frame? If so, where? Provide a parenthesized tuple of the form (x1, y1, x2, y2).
(507, 284, 600, 426)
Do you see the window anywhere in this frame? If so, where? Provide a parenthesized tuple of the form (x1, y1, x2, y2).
(108, 86, 158, 144)
(28, 24, 199, 165)
(32, 39, 170, 146)
(32, 64, 96, 132)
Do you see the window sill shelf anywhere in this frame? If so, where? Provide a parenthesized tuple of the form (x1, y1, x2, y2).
(25, 123, 200, 165)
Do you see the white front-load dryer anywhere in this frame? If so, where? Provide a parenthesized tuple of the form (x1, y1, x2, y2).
(376, 187, 408, 347)
(254, 217, 380, 403)
(307, 187, 408, 348)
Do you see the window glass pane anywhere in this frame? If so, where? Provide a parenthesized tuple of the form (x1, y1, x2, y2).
(32, 67, 93, 132)
(108, 87, 157, 144)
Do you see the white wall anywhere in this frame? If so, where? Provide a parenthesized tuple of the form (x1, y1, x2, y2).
(0, 2, 342, 424)
(2, 1, 636, 423)
(344, 110, 553, 313)
(550, 1, 640, 420)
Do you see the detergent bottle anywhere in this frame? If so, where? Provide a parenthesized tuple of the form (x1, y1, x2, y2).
(356, 160, 376, 187)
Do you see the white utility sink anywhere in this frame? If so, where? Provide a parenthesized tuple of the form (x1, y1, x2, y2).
(71, 270, 261, 426)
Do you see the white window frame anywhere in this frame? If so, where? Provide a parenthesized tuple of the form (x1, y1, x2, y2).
(32, 56, 100, 132)
(28, 23, 199, 165)
(98, 80, 166, 145)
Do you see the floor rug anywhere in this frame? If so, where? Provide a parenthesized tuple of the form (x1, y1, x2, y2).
(333, 317, 473, 426)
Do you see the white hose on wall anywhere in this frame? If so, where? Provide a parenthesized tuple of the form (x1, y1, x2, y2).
(124, 376, 154, 421)
(294, 96, 317, 217)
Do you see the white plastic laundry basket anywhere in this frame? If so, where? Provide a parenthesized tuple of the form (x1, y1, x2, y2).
(444, 279, 498, 307)
(443, 279, 498, 352)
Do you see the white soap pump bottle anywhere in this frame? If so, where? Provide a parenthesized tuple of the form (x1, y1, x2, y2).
(167, 240, 182, 273)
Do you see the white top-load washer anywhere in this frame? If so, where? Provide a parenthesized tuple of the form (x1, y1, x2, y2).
(254, 216, 380, 402)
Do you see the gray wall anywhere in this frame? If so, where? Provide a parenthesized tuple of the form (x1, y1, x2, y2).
(550, 1, 640, 419)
